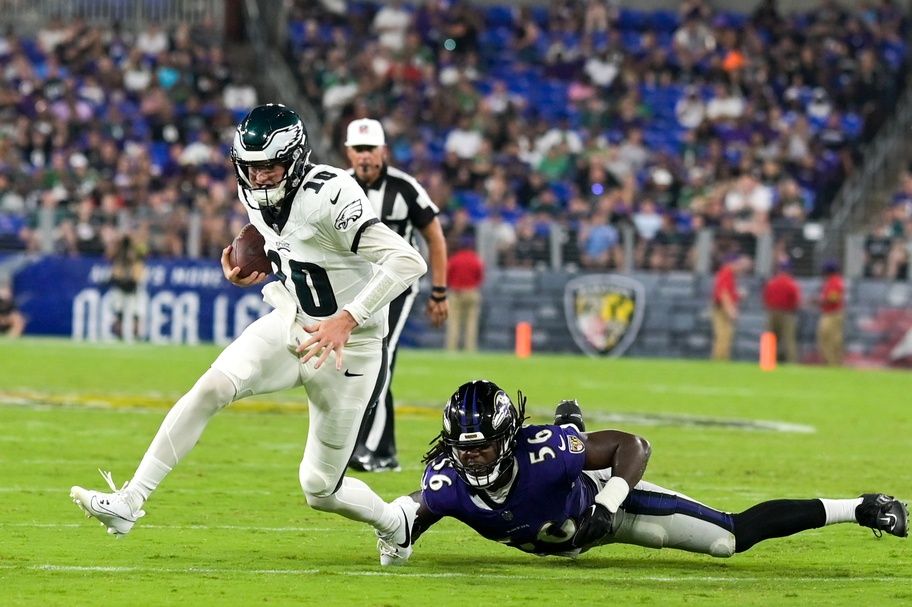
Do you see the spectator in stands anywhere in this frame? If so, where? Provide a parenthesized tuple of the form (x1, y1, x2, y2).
(711, 253, 751, 361)
(107, 234, 146, 342)
(446, 236, 484, 352)
(648, 212, 695, 272)
(579, 209, 622, 270)
(511, 6, 542, 64)
(672, 9, 716, 66)
(478, 209, 517, 267)
(675, 85, 706, 130)
(372, 0, 412, 52)
(507, 214, 550, 269)
(724, 173, 772, 236)
(584, 46, 622, 90)
(443, 206, 472, 249)
(771, 178, 809, 230)
(705, 83, 745, 123)
(444, 115, 484, 161)
(864, 212, 895, 278)
(762, 259, 802, 363)
(632, 199, 664, 264)
(816, 259, 845, 366)
(3, 0, 907, 282)
(0, 283, 25, 338)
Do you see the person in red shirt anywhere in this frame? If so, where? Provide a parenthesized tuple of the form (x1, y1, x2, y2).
(816, 260, 845, 365)
(446, 237, 485, 351)
(763, 260, 802, 363)
(711, 253, 752, 360)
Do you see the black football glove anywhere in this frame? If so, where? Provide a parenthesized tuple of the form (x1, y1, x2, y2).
(572, 503, 614, 548)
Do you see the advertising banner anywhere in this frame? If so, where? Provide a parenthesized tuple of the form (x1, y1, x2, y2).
(12, 255, 271, 345)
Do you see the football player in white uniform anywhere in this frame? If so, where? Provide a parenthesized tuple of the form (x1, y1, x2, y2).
(71, 104, 425, 554)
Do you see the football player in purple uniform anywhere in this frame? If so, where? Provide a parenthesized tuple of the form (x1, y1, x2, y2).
(377, 380, 908, 565)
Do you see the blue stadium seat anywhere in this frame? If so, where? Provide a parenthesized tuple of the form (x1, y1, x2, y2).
(19, 37, 45, 65)
(150, 141, 171, 168)
(391, 139, 413, 166)
(591, 31, 609, 51)
(621, 31, 642, 52)
(479, 27, 513, 53)
(842, 112, 862, 138)
(716, 11, 748, 29)
(618, 8, 648, 31)
(485, 5, 515, 29)
(549, 181, 573, 205)
(531, 6, 549, 27)
(651, 10, 679, 32)
(474, 79, 493, 96)
(288, 21, 307, 50)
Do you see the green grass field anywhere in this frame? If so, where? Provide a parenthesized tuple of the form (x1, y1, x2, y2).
(0, 338, 909, 606)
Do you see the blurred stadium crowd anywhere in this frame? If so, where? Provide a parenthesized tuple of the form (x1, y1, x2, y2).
(0, 0, 910, 279)
(0, 16, 252, 260)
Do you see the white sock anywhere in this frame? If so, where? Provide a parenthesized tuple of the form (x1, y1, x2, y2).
(307, 477, 401, 536)
(820, 498, 863, 525)
(126, 455, 172, 510)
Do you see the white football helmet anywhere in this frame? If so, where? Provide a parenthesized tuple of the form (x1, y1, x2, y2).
(231, 103, 312, 209)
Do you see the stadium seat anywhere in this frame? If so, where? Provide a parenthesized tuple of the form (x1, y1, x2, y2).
(651, 10, 679, 33)
(618, 8, 648, 31)
(485, 5, 515, 29)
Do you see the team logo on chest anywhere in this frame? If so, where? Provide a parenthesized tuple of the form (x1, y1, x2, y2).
(564, 274, 646, 358)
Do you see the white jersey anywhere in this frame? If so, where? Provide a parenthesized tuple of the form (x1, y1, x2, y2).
(241, 163, 391, 339)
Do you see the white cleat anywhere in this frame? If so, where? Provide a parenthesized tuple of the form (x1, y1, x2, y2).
(70, 469, 145, 537)
(377, 495, 418, 566)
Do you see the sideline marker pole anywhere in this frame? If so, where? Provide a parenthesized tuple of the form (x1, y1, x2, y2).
(515, 322, 532, 358)
(760, 331, 777, 371)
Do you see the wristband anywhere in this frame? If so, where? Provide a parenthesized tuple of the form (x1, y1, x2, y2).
(430, 294, 447, 303)
(594, 476, 630, 514)
(431, 285, 447, 293)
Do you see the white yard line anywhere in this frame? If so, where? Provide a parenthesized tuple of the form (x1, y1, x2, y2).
(0, 522, 462, 533)
(0, 486, 283, 494)
(1, 522, 333, 532)
(0, 563, 907, 583)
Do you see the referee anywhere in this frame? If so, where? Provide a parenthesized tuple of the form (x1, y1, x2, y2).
(344, 118, 448, 472)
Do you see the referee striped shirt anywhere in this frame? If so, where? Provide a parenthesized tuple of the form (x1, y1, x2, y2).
(349, 165, 439, 248)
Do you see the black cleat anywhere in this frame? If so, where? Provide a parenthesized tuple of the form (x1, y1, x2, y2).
(349, 448, 401, 473)
(553, 399, 586, 432)
(856, 493, 908, 538)
(348, 446, 372, 472)
(365, 455, 401, 472)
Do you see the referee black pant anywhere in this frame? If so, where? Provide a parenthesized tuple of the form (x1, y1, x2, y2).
(352, 284, 417, 459)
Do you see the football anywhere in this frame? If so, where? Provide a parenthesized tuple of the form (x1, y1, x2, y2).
(229, 223, 272, 279)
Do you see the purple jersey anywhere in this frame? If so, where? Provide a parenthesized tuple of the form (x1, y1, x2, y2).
(421, 424, 595, 555)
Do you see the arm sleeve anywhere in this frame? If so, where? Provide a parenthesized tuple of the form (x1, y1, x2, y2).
(342, 222, 428, 325)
